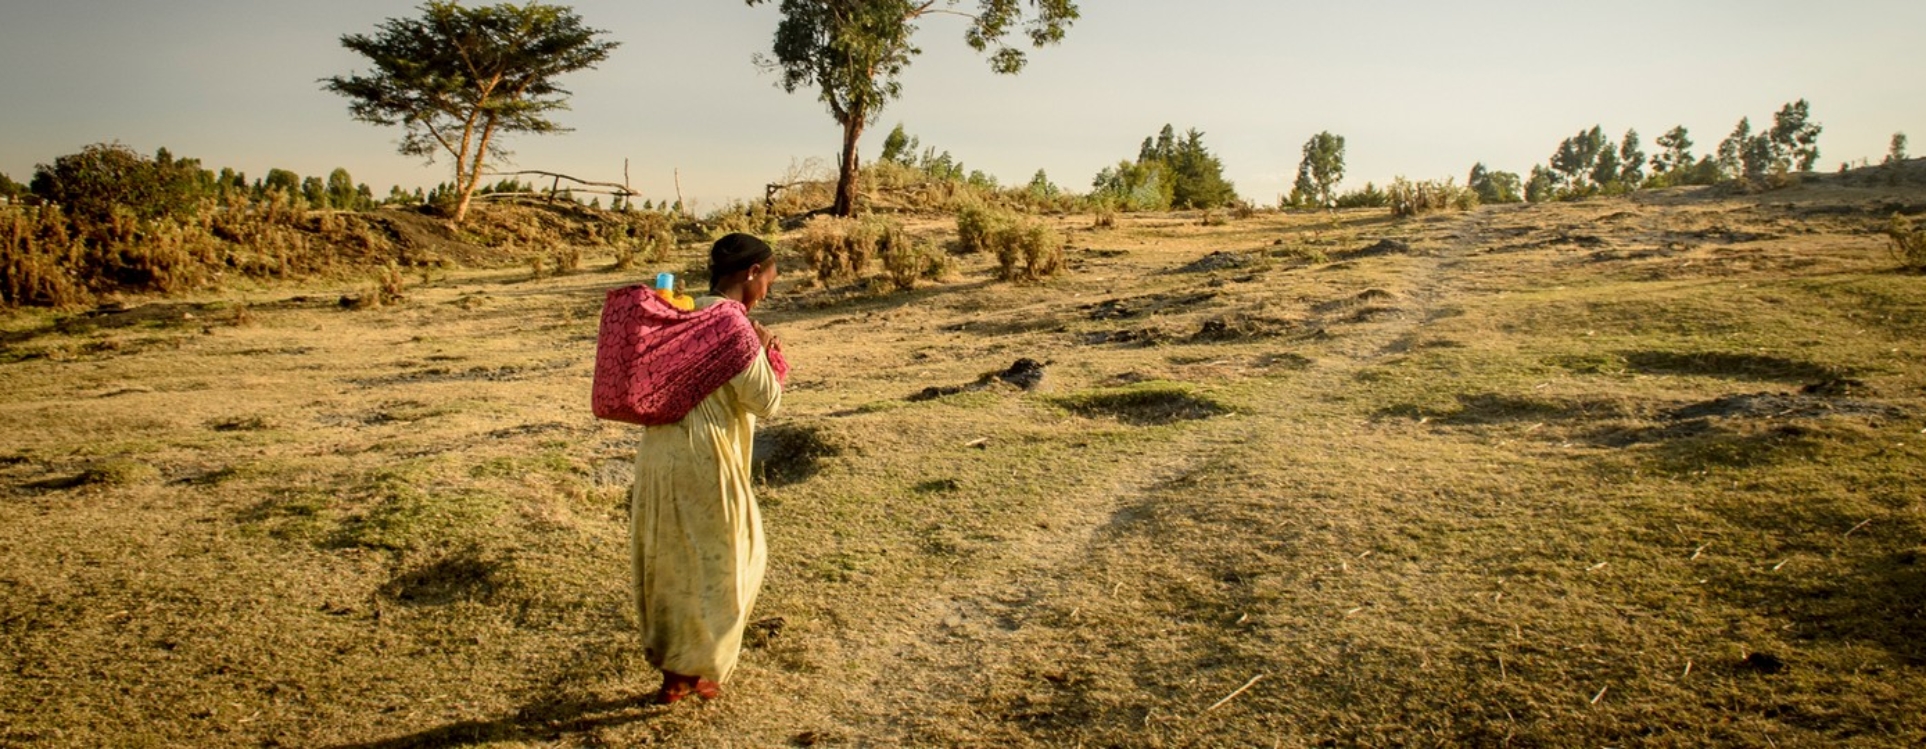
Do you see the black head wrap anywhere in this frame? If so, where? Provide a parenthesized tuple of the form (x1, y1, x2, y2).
(708, 233, 773, 293)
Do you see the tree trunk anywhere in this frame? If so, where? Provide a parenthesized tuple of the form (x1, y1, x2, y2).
(833, 115, 864, 217)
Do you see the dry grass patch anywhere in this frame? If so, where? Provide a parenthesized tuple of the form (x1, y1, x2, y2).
(3, 176, 1924, 746)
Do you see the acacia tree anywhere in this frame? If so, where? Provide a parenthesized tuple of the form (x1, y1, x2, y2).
(1293, 131, 1345, 209)
(323, 2, 617, 223)
(747, 0, 1079, 217)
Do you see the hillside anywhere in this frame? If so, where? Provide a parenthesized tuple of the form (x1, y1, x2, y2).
(1, 173, 1922, 747)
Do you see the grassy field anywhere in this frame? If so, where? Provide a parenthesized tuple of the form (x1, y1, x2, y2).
(2, 174, 1923, 747)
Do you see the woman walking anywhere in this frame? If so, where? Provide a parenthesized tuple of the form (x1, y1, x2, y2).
(625, 233, 785, 704)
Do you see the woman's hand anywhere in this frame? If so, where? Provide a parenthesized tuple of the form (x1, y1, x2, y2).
(752, 320, 779, 351)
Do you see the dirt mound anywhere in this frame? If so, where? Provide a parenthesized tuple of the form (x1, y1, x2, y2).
(1177, 251, 1249, 273)
(1342, 238, 1412, 259)
(909, 359, 1048, 400)
(1081, 291, 1217, 321)
(1191, 314, 1296, 342)
(1313, 288, 1397, 314)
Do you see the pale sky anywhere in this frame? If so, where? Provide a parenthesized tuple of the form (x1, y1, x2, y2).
(3, 1, 1921, 210)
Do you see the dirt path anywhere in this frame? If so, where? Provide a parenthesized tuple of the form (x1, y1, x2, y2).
(766, 209, 1499, 744)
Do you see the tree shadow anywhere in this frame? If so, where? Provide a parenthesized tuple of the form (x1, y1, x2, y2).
(321, 694, 663, 749)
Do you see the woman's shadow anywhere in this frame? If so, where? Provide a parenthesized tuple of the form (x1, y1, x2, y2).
(323, 693, 666, 749)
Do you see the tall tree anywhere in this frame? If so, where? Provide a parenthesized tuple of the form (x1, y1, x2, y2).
(1525, 165, 1557, 203)
(879, 123, 919, 165)
(1716, 118, 1751, 179)
(327, 168, 360, 210)
(1617, 129, 1645, 187)
(1652, 126, 1693, 175)
(1550, 126, 1608, 191)
(747, 0, 1080, 217)
(1293, 131, 1345, 209)
(263, 168, 302, 198)
(1888, 132, 1909, 165)
(1766, 99, 1822, 172)
(1468, 163, 1522, 204)
(323, 2, 618, 223)
(1168, 128, 1236, 209)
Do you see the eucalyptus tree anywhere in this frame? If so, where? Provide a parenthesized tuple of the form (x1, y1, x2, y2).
(746, 0, 1080, 217)
(1293, 131, 1345, 209)
(323, 2, 617, 223)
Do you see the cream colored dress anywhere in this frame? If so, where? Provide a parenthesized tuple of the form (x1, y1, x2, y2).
(629, 297, 783, 682)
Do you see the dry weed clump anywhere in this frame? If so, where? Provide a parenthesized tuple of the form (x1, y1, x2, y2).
(1387, 177, 1479, 218)
(1888, 213, 1926, 270)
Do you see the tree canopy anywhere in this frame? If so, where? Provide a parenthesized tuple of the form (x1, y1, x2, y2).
(747, 0, 1079, 216)
(322, 1, 617, 223)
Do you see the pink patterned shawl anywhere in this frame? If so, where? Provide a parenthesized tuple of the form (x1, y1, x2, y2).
(591, 285, 790, 426)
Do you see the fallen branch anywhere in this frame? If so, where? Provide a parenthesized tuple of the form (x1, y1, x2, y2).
(1204, 674, 1266, 713)
(482, 169, 637, 197)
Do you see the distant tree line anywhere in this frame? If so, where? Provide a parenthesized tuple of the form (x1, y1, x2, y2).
(1519, 99, 1825, 202)
(14, 142, 417, 224)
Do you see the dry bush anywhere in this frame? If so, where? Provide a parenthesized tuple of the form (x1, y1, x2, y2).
(879, 233, 951, 291)
(378, 261, 406, 305)
(793, 215, 888, 285)
(1388, 177, 1479, 218)
(1890, 213, 1926, 270)
(1230, 199, 1259, 220)
(3, 207, 87, 306)
(956, 203, 1011, 255)
(631, 212, 676, 266)
(554, 245, 582, 274)
(989, 217, 1065, 282)
(1092, 200, 1118, 229)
